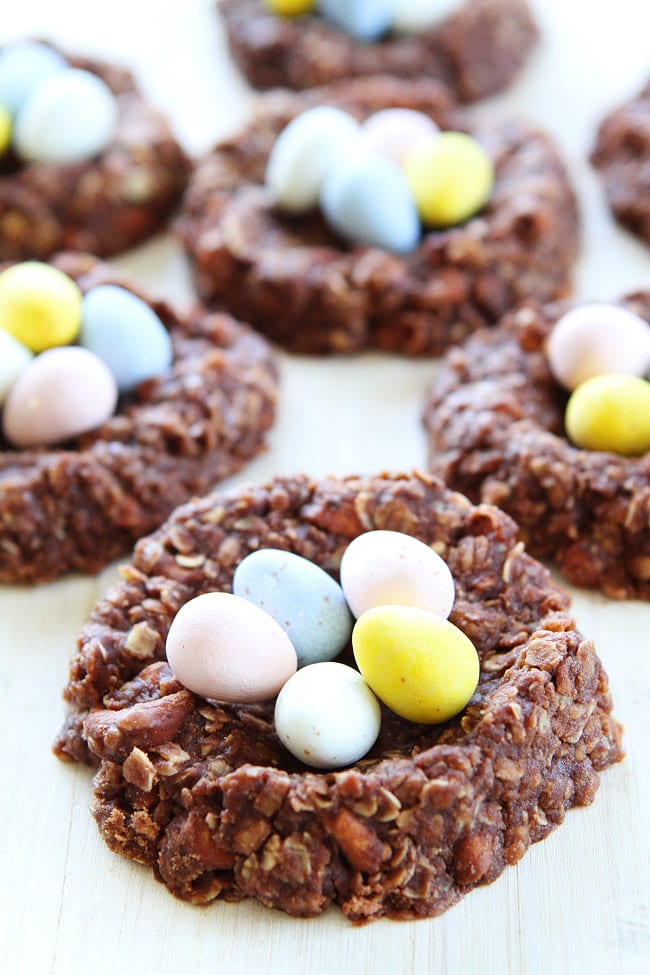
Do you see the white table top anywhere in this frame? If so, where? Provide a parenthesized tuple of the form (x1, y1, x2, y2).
(0, 2, 649, 973)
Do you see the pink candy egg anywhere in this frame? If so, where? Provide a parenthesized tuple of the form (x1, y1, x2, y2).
(2, 345, 117, 448)
(360, 108, 439, 165)
(165, 592, 298, 703)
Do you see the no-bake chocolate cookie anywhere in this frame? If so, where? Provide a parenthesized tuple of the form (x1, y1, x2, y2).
(423, 296, 650, 599)
(54, 472, 623, 922)
(0, 45, 191, 261)
(0, 253, 277, 584)
(591, 78, 650, 247)
(219, 0, 538, 103)
(178, 76, 578, 355)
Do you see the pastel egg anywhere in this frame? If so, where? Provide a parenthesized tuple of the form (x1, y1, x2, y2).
(266, 106, 360, 212)
(340, 529, 455, 619)
(361, 108, 439, 165)
(233, 549, 353, 667)
(0, 330, 32, 405)
(320, 149, 420, 253)
(274, 661, 381, 768)
(79, 285, 173, 392)
(565, 374, 650, 456)
(392, 0, 462, 33)
(403, 130, 494, 227)
(166, 592, 297, 703)
(352, 605, 479, 724)
(0, 41, 66, 115)
(2, 346, 118, 448)
(0, 262, 82, 352)
(264, 0, 316, 14)
(547, 303, 650, 392)
(0, 105, 11, 154)
(13, 67, 117, 165)
(318, 0, 394, 41)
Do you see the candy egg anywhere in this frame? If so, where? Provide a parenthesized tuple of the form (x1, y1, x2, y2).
(13, 67, 117, 165)
(2, 346, 118, 448)
(266, 106, 360, 212)
(0, 330, 32, 405)
(352, 605, 479, 724)
(565, 374, 650, 456)
(233, 549, 353, 667)
(0, 262, 82, 352)
(320, 149, 420, 253)
(403, 131, 494, 227)
(340, 530, 455, 619)
(264, 0, 316, 14)
(274, 661, 381, 768)
(166, 592, 297, 703)
(392, 0, 462, 33)
(79, 285, 173, 392)
(0, 105, 11, 154)
(361, 108, 439, 165)
(318, 0, 394, 41)
(0, 41, 66, 115)
(546, 303, 650, 392)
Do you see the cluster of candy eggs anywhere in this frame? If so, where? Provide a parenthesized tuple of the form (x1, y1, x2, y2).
(264, 1, 463, 40)
(0, 261, 172, 448)
(165, 530, 480, 769)
(0, 39, 117, 165)
(546, 303, 650, 456)
(265, 102, 494, 254)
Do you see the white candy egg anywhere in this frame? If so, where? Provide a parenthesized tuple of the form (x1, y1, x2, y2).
(13, 67, 117, 165)
(274, 661, 381, 768)
(265, 106, 360, 212)
(0, 330, 33, 405)
(392, 0, 463, 33)
(361, 108, 439, 164)
(340, 529, 455, 619)
(2, 346, 118, 448)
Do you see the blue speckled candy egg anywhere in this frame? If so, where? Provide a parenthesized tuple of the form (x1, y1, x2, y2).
(233, 548, 354, 667)
(318, 0, 394, 41)
(79, 285, 173, 392)
(0, 41, 66, 115)
(320, 150, 420, 253)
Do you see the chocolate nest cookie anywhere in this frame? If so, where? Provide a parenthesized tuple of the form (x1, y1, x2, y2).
(0, 252, 277, 584)
(423, 295, 650, 599)
(54, 472, 623, 922)
(219, 0, 538, 103)
(591, 78, 650, 247)
(178, 76, 578, 356)
(0, 46, 191, 261)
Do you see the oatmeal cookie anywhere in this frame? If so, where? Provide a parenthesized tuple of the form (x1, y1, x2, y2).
(54, 472, 622, 922)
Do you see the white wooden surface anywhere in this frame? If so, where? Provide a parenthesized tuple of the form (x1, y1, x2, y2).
(0, 2, 649, 973)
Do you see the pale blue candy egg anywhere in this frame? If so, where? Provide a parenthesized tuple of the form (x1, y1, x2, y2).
(0, 41, 66, 116)
(318, 0, 395, 41)
(233, 549, 354, 668)
(13, 67, 117, 165)
(79, 285, 173, 392)
(320, 150, 420, 253)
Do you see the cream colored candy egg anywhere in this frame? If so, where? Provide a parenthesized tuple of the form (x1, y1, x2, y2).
(263, 0, 316, 14)
(340, 529, 455, 619)
(166, 592, 297, 703)
(547, 303, 650, 391)
(565, 374, 650, 456)
(2, 346, 118, 448)
(0, 330, 32, 405)
(352, 605, 479, 724)
(274, 661, 381, 768)
(393, 0, 463, 33)
(0, 261, 82, 352)
(403, 130, 494, 227)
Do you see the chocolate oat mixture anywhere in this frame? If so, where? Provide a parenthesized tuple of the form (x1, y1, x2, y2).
(54, 473, 623, 922)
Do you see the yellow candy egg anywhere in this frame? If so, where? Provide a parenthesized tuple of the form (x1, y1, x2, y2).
(0, 105, 11, 154)
(0, 262, 82, 352)
(565, 374, 650, 456)
(403, 131, 494, 228)
(352, 605, 479, 724)
(263, 0, 316, 15)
